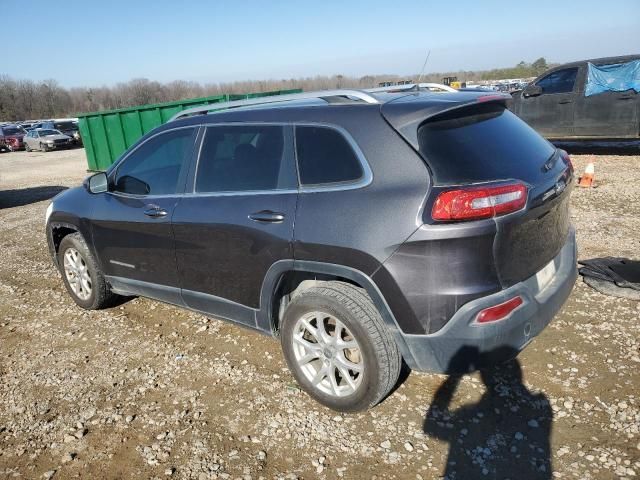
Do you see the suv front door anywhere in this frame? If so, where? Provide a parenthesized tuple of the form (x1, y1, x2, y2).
(518, 67, 579, 138)
(90, 126, 198, 302)
(172, 124, 298, 329)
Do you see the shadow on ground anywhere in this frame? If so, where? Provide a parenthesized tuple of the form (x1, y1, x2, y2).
(0, 186, 67, 209)
(553, 140, 640, 156)
(423, 346, 552, 479)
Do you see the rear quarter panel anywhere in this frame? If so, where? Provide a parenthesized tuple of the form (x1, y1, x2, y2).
(291, 109, 431, 332)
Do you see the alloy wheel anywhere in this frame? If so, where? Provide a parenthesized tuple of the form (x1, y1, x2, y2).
(63, 247, 92, 301)
(291, 311, 364, 397)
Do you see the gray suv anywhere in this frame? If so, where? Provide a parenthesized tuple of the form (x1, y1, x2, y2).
(45, 87, 577, 412)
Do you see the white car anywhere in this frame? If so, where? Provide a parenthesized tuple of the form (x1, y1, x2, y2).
(24, 128, 74, 152)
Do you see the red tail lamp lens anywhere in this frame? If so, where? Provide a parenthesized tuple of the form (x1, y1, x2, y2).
(432, 183, 527, 222)
(476, 296, 523, 324)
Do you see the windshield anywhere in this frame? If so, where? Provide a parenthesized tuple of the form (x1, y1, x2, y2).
(2, 127, 25, 135)
(54, 122, 76, 131)
(38, 129, 61, 136)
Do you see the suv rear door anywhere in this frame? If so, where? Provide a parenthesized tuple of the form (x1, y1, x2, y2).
(172, 124, 298, 329)
(517, 67, 579, 138)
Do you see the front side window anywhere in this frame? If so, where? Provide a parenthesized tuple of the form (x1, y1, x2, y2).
(536, 68, 578, 94)
(114, 128, 196, 195)
(295, 126, 364, 186)
(195, 125, 296, 193)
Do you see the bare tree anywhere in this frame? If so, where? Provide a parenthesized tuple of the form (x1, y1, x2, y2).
(0, 59, 554, 121)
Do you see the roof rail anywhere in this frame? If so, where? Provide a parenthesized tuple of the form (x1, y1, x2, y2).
(169, 89, 380, 122)
(365, 83, 458, 93)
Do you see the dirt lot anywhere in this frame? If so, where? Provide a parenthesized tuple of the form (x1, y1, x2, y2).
(0, 148, 638, 480)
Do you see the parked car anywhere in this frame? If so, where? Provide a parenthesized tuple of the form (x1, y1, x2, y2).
(41, 119, 82, 145)
(511, 54, 640, 139)
(24, 128, 74, 151)
(45, 88, 577, 412)
(25, 122, 46, 131)
(18, 121, 39, 130)
(0, 124, 27, 151)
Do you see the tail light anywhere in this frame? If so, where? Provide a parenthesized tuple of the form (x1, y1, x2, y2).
(432, 182, 528, 222)
(476, 295, 523, 324)
(558, 149, 573, 172)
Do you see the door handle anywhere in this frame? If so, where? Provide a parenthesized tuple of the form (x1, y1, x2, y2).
(143, 205, 168, 218)
(618, 95, 632, 100)
(249, 210, 285, 223)
(558, 99, 573, 104)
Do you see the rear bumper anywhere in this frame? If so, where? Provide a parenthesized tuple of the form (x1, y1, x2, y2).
(4, 140, 24, 150)
(396, 228, 577, 373)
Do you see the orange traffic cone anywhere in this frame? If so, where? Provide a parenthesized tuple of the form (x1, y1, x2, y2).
(578, 162, 595, 188)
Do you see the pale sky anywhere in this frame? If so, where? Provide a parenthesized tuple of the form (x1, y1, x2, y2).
(4, 0, 639, 87)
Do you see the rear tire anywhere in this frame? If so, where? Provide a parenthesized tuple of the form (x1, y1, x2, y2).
(280, 281, 401, 412)
(58, 233, 118, 310)
(25, 143, 31, 152)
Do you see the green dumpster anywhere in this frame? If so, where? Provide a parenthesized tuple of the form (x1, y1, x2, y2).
(77, 89, 301, 171)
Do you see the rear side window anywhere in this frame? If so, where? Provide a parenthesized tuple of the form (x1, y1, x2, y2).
(295, 126, 363, 185)
(417, 103, 555, 185)
(536, 68, 578, 94)
(195, 125, 296, 193)
(114, 128, 196, 195)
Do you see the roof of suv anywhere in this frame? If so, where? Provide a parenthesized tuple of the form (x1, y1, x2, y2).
(165, 90, 509, 133)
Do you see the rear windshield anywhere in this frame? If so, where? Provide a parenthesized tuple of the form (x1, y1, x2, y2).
(417, 103, 555, 185)
(2, 127, 24, 135)
(38, 129, 60, 136)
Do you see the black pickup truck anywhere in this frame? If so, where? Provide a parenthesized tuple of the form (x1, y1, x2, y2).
(510, 55, 640, 140)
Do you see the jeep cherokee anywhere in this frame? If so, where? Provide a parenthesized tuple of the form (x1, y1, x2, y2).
(46, 87, 577, 412)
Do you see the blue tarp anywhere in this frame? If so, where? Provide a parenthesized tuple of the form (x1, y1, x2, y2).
(585, 59, 640, 96)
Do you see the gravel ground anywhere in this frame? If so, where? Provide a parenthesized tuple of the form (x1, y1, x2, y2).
(0, 148, 638, 480)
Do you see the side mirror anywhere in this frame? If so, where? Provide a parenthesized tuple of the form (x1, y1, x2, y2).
(523, 85, 542, 98)
(87, 172, 108, 194)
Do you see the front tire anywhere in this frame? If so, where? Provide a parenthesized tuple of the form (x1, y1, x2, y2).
(40, 142, 48, 152)
(281, 281, 401, 412)
(58, 233, 118, 309)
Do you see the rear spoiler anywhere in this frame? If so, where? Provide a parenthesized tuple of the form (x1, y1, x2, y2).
(381, 92, 512, 152)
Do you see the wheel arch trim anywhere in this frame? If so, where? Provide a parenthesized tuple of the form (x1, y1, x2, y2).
(258, 259, 418, 369)
(47, 221, 102, 272)
(47, 221, 79, 266)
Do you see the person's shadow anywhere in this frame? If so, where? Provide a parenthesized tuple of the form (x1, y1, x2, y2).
(423, 346, 552, 480)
